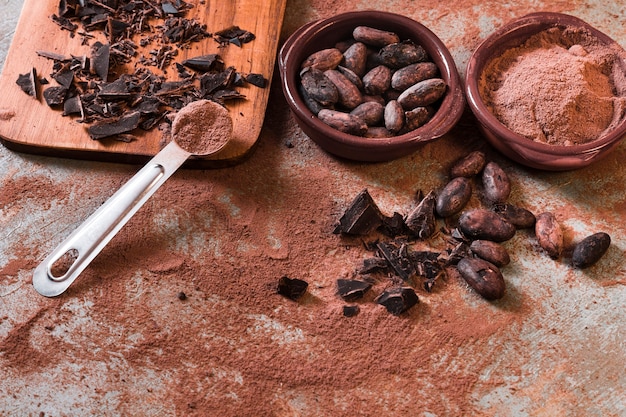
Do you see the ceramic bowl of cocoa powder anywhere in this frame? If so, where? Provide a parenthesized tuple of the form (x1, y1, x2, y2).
(278, 11, 465, 162)
(466, 12, 626, 171)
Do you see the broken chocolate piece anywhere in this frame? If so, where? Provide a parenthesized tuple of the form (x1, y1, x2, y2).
(44, 86, 69, 107)
(379, 212, 408, 237)
(245, 73, 267, 88)
(334, 189, 384, 235)
(376, 240, 415, 282)
(213, 26, 256, 47)
(359, 257, 389, 274)
(90, 41, 110, 81)
(337, 278, 372, 301)
(182, 54, 224, 72)
(87, 111, 140, 139)
(343, 305, 360, 317)
(277, 276, 308, 301)
(376, 287, 419, 315)
(405, 190, 437, 239)
(16, 68, 38, 98)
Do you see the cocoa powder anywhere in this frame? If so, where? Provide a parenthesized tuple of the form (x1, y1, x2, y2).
(480, 26, 626, 145)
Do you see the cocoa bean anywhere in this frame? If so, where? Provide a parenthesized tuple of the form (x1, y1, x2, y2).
(457, 257, 505, 300)
(337, 65, 364, 91)
(350, 101, 384, 126)
(482, 161, 510, 203)
(323, 69, 363, 110)
(397, 78, 446, 110)
(352, 26, 400, 47)
(391, 62, 439, 91)
(318, 109, 367, 135)
(458, 209, 516, 242)
(469, 240, 510, 267)
(403, 106, 431, 131)
(436, 177, 472, 218)
(301, 48, 343, 71)
(493, 203, 536, 229)
(384, 99, 404, 133)
(365, 126, 394, 138)
(299, 67, 339, 107)
(450, 150, 486, 178)
(572, 232, 611, 269)
(534, 212, 563, 259)
(342, 42, 368, 77)
(298, 84, 325, 115)
(362, 65, 392, 96)
(379, 40, 428, 69)
(405, 190, 437, 239)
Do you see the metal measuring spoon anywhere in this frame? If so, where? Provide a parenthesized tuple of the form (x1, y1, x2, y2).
(33, 100, 233, 297)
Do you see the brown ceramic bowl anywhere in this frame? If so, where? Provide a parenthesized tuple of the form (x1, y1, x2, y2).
(466, 12, 626, 171)
(278, 11, 464, 162)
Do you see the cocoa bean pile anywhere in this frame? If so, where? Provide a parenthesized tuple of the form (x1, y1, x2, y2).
(298, 26, 446, 137)
(330, 150, 612, 313)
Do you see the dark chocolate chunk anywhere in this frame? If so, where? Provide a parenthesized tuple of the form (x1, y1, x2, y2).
(359, 257, 389, 274)
(376, 240, 415, 282)
(277, 276, 308, 300)
(337, 278, 372, 301)
(245, 73, 267, 88)
(333, 189, 384, 235)
(90, 41, 110, 81)
(182, 54, 224, 72)
(16, 68, 38, 98)
(213, 26, 256, 47)
(177, 291, 187, 300)
(405, 190, 437, 239)
(379, 212, 408, 237)
(343, 305, 360, 317)
(376, 287, 419, 315)
(87, 111, 141, 139)
(44, 86, 69, 107)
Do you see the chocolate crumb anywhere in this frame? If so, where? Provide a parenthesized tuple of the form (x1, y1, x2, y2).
(342, 305, 360, 317)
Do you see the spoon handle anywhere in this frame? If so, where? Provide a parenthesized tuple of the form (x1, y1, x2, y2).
(33, 141, 191, 297)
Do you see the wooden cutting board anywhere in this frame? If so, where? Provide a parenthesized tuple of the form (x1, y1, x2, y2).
(0, 0, 286, 167)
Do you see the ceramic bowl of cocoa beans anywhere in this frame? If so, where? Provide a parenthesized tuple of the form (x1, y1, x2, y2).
(278, 11, 465, 162)
(465, 12, 626, 171)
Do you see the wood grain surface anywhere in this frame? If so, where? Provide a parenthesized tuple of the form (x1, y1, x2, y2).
(0, 0, 286, 167)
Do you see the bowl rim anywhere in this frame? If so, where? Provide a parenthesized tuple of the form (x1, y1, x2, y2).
(278, 10, 465, 159)
(465, 11, 626, 157)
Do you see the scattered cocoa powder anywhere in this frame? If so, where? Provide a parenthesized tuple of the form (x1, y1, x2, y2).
(480, 26, 626, 145)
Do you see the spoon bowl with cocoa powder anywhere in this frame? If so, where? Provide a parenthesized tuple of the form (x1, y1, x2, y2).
(33, 100, 233, 297)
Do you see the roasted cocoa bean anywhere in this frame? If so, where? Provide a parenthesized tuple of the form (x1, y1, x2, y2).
(482, 161, 511, 203)
(318, 109, 367, 135)
(493, 203, 536, 229)
(436, 176, 472, 218)
(391, 62, 439, 91)
(364, 126, 393, 138)
(342, 42, 368, 77)
(450, 151, 486, 178)
(299, 84, 326, 115)
(469, 240, 510, 267)
(458, 209, 516, 242)
(457, 257, 505, 300)
(572, 232, 611, 269)
(405, 190, 437, 239)
(299, 67, 339, 107)
(534, 212, 563, 259)
(352, 26, 400, 47)
(337, 65, 364, 91)
(323, 69, 363, 110)
(403, 106, 430, 131)
(362, 65, 392, 96)
(378, 40, 428, 69)
(384, 99, 404, 133)
(301, 48, 343, 71)
(397, 78, 446, 110)
(350, 101, 384, 126)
